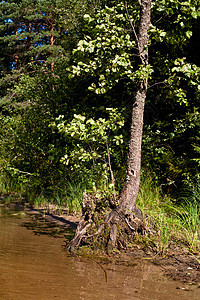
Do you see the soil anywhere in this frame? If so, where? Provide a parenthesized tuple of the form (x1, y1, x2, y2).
(2, 202, 200, 285)
(126, 247, 200, 285)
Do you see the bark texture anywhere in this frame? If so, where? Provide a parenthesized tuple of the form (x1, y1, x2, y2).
(66, 0, 152, 253)
(119, 0, 151, 215)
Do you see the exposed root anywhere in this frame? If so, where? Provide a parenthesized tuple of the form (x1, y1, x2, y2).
(66, 221, 92, 252)
(82, 223, 105, 239)
(125, 217, 135, 231)
(66, 191, 108, 253)
(66, 191, 151, 254)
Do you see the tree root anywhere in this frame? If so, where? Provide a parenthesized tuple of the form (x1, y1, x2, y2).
(66, 191, 151, 254)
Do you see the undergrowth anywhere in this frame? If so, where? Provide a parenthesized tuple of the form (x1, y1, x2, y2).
(0, 170, 84, 214)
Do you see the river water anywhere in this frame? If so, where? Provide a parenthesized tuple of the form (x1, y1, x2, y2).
(0, 206, 199, 300)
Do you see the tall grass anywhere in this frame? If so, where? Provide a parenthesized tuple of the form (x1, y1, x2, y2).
(177, 178, 200, 204)
(137, 174, 169, 212)
(65, 181, 84, 214)
(170, 202, 200, 253)
(137, 174, 200, 254)
(175, 179, 200, 252)
(0, 174, 7, 195)
(181, 202, 200, 253)
(0, 170, 26, 202)
(0, 168, 84, 214)
(27, 181, 85, 214)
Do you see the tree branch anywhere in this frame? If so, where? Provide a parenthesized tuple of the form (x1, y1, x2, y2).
(125, 1, 139, 50)
(106, 137, 116, 203)
(148, 80, 167, 89)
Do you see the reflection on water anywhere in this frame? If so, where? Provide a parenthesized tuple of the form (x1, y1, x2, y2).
(0, 207, 199, 300)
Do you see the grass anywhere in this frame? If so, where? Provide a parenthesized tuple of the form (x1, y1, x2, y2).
(173, 202, 200, 253)
(0, 174, 7, 195)
(152, 212, 173, 255)
(137, 174, 200, 255)
(172, 179, 200, 253)
(65, 181, 84, 213)
(27, 181, 84, 214)
(0, 167, 85, 214)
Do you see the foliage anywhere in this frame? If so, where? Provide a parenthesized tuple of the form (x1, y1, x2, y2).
(68, 2, 154, 94)
(52, 107, 124, 188)
(0, 0, 91, 109)
(0, 0, 95, 195)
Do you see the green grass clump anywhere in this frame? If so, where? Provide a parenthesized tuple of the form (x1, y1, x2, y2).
(65, 181, 84, 214)
(137, 174, 200, 255)
(171, 202, 200, 253)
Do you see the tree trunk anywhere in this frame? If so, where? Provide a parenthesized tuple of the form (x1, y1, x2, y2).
(119, 0, 151, 216)
(66, 0, 152, 253)
(14, 27, 18, 70)
(49, 13, 55, 91)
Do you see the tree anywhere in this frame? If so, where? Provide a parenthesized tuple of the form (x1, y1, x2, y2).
(0, 0, 95, 194)
(62, 0, 200, 252)
(66, 0, 152, 252)
(0, 0, 91, 109)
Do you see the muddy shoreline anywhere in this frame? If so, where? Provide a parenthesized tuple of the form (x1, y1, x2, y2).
(2, 202, 200, 286)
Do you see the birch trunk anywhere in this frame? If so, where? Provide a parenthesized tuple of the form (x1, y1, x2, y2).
(119, 0, 151, 216)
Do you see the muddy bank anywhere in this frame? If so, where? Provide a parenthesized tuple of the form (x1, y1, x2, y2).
(2, 202, 200, 285)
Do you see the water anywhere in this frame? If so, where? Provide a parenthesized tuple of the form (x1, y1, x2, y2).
(0, 207, 199, 300)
